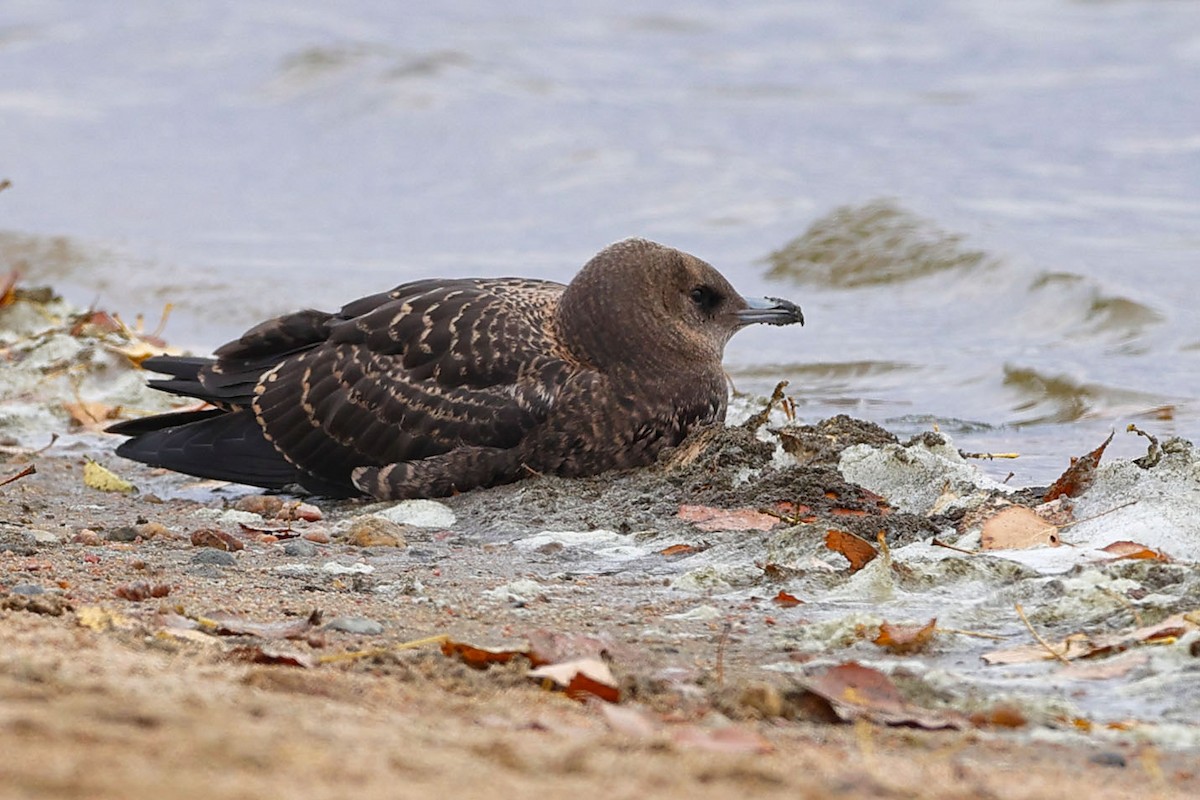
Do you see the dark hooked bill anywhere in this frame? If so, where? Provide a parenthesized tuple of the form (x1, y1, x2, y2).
(737, 296, 804, 327)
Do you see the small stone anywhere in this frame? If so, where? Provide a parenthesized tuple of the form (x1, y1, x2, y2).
(10, 583, 46, 595)
(283, 539, 319, 557)
(344, 516, 408, 548)
(72, 529, 103, 545)
(302, 530, 330, 544)
(374, 499, 455, 529)
(234, 495, 284, 517)
(190, 549, 237, 567)
(104, 526, 142, 543)
(217, 509, 265, 526)
(190, 528, 244, 551)
(324, 616, 384, 636)
(321, 561, 374, 575)
(1089, 751, 1127, 768)
(483, 579, 546, 605)
(28, 529, 61, 545)
(134, 522, 172, 539)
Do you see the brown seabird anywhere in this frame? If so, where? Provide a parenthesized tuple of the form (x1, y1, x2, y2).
(108, 238, 804, 499)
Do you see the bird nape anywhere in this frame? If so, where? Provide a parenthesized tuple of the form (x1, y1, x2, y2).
(108, 238, 804, 500)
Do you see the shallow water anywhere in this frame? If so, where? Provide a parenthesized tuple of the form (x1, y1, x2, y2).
(3, 0, 1199, 484)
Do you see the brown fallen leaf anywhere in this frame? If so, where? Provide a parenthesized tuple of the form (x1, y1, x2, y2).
(982, 612, 1199, 666)
(524, 629, 613, 667)
(798, 662, 966, 730)
(529, 658, 620, 703)
(772, 590, 804, 607)
(1044, 431, 1114, 501)
(676, 504, 781, 532)
(1100, 540, 1170, 562)
(824, 529, 878, 572)
(0, 269, 19, 307)
(980, 506, 1059, 550)
(63, 401, 124, 431)
(873, 618, 937, 654)
(198, 609, 321, 639)
(229, 645, 315, 668)
(968, 705, 1028, 729)
(190, 528, 245, 551)
(660, 543, 697, 557)
(441, 639, 529, 669)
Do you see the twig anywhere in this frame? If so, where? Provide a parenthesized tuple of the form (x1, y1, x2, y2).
(0, 464, 36, 489)
(1014, 603, 1071, 665)
(1128, 424, 1162, 469)
(742, 380, 788, 433)
(959, 451, 1020, 460)
(1056, 500, 1138, 531)
(1097, 586, 1144, 628)
(935, 627, 1008, 641)
(932, 538, 977, 556)
(715, 621, 732, 687)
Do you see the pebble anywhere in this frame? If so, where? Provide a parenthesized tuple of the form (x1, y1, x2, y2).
(1089, 751, 1127, 768)
(483, 579, 546, 605)
(190, 549, 237, 567)
(282, 539, 319, 557)
(234, 495, 284, 517)
(10, 583, 46, 595)
(273, 564, 315, 576)
(664, 604, 723, 621)
(373, 499, 455, 529)
(322, 561, 374, 575)
(324, 616, 385, 636)
(104, 526, 142, 543)
(217, 509, 265, 526)
(344, 516, 408, 548)
(28, 529, 61, 545)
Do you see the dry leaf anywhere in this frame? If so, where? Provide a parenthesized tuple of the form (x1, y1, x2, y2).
(676, 504, 781, 532)
(1044, 431, 1114, 501)
(873, 618, 937, 654)
(524, 629, 613, 666)
(968, 705, 1028, 729)
(0, 270, 18, 307)
(441, 640, 529, 669)
(1100, 540, 1170, 562)
(980, 506, 1059, 550)
(983, 612, 1199, 665)
(64, 401, 122, 430)
(229, 645, 315, 668)
(798, 662, 966, 729)
(82, 459, 135, 493)
(198, 610, 321, 639)
(660, 543, 697, 557)
(772, 590, 803, 607)
(529, 658, 619, 703)
(824, 529, 878, 572)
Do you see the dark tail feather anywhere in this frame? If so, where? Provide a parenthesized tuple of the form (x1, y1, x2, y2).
(113, 409, 305, 490)
(106, 407, 225, 436)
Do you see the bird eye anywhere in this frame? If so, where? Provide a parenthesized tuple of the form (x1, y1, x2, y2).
(690, 286, 719, 312)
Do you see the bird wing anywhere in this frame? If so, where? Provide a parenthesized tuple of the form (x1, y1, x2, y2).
(244, 278, 573, 485)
